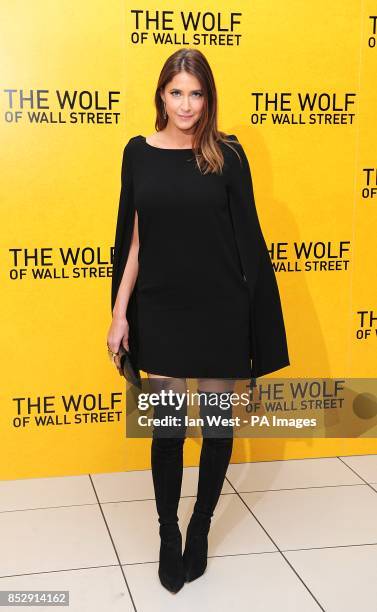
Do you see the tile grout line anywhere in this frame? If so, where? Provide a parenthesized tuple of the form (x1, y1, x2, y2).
(336, 456, 377, 493)
(224, 476, 326, 611)
(1, 481, 376, 515)
(224, 482, 369, 493)
(88, 474, 138, 612)
(2, 542, 377, 580)
(0, 455, 375, 596)
(83, 452, 377, 474)
(0, 564, 120, 580)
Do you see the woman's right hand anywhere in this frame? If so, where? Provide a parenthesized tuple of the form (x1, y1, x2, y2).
(107, 315, 129, 371)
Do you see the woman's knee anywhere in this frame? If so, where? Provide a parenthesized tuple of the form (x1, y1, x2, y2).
(147, 376, 188, 439)
(197, 378, 236, 393)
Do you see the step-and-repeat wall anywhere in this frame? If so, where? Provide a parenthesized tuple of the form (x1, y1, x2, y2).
(1, 1, 376, 479)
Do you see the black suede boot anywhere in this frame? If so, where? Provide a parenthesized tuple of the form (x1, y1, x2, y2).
(183, 390, 234, 583)
(150, 387, 187, 593)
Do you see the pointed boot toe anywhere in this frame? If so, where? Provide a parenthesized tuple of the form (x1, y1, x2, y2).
(158, 526, 185, 594)
(182, 513, 211, 582)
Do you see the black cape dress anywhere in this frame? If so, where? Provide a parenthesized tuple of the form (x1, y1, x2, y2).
(111, 134, 290, 380)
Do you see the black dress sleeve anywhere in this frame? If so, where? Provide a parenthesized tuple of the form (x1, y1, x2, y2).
(111, 138, 136, 314)
(226, 134, 290, 378)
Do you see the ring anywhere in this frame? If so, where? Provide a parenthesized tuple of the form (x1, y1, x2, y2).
(107, 347, 119, 363)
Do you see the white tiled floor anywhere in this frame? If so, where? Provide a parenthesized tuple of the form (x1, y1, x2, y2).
(0, 454, 377, 611)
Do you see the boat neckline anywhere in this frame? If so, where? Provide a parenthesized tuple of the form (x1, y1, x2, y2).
(140, 135, 194, 151)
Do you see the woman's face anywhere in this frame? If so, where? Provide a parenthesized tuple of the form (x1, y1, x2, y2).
(161, 71, 205, 132)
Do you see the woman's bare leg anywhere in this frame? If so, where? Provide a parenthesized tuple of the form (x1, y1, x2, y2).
(147, 373, 188, 438)
(197, 377, 236, 393)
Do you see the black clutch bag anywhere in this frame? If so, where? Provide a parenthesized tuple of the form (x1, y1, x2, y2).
(117, 344, 142, 389)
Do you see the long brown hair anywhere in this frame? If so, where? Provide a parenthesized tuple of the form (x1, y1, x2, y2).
(154, 48, 240, 175)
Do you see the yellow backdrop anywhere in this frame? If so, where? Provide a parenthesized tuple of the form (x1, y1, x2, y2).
(1, 0, 376, 479)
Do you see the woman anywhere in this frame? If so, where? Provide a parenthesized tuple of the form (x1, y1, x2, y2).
(107, 48, 289, 594)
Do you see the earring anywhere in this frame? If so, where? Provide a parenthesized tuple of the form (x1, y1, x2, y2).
(163, 101, 167, 119)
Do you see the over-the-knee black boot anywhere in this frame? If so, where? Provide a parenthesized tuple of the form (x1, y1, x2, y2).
(183, 390, 233, 582)
(151, 389, 187, 593)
